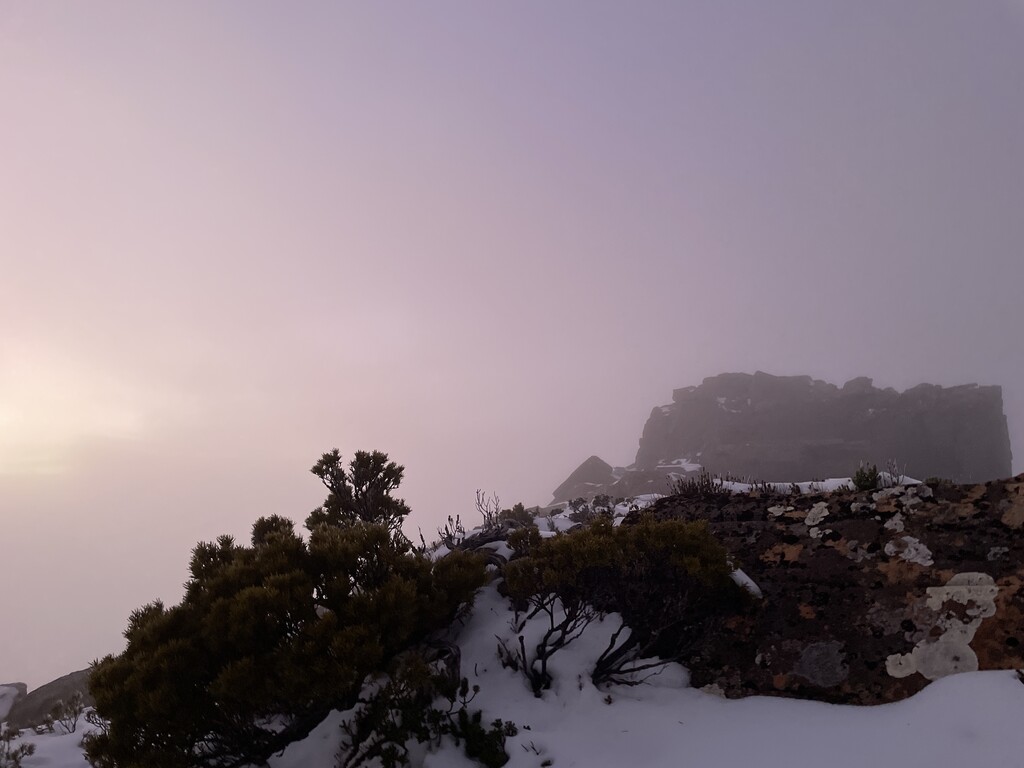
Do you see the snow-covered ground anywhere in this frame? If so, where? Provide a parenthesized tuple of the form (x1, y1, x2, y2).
(12, 481, 1024, 768)
(14, 580, 1024, 768)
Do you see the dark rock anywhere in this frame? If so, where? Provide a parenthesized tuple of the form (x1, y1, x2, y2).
(630, 474, 1024, 703)
(551, 455, 616, 504)
(5, 669, 93, 730)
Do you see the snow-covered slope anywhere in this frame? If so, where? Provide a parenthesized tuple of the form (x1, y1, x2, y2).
(15, 487, 1024, 768)
(16, 579, 1024, 768)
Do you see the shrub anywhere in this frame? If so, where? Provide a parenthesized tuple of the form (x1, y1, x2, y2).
(306, 450, 411, 537)
(497, 502, 534, 527)
(852, 462, 880, 491)
(87, 450, 488, 768)
(669, 470, 725, 498)
(475, 491, 502, 531)
(0, 728, 34, 768)
(49, 691, 85, 734)
(337, 656, 515, 768)
(500, 516, 740, 694)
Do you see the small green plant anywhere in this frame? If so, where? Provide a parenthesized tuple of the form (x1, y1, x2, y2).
(852, 462, 880, 491)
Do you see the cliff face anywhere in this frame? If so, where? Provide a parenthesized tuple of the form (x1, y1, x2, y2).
(551, 373, 1011, 504)
(636, 372, 1011, 484)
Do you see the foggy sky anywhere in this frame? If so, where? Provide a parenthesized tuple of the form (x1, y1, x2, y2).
(2, 2, 1023, 689)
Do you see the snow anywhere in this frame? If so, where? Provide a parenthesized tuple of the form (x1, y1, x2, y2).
(14, 580, 1024, 768)
(12, 478, 1024, 768)
(656, 457, 703, 472)
(730, 568, 763, 599)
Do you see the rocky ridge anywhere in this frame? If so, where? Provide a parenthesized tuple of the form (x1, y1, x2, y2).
(553, 372, 1012, 503)
(632, 473, 1024, 703)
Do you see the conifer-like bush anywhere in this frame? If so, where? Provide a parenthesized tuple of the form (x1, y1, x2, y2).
(852, 462, 880, 491)
(501, 516, 742, 693)
(87, 450, 487, 768)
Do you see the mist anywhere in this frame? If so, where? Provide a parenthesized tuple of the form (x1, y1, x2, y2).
(1, 2, 1022, 689)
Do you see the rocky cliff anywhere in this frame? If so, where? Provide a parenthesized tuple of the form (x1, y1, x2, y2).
(2, 670, 92, 730)
(553, 372, 1012, 503)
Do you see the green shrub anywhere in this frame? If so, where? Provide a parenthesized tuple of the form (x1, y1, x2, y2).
(497, 502, 534, 527)
(88, 450, 487, 768)
(306, 450, 411, 536)
(852, 462, 880, 491)
(501, 516, 740, 693)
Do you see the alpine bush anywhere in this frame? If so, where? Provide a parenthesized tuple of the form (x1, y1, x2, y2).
(852, 462, 880, 491)
(501, 515, 741, 693)
(87, 450, 487, 768)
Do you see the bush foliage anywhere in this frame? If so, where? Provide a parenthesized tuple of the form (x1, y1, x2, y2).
(501, 515, 742, 694)
(87, 450, 487, 768)
(852, 462, 880, 491)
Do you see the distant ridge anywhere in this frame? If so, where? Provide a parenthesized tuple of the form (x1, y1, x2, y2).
(553, 372, 1012, 503)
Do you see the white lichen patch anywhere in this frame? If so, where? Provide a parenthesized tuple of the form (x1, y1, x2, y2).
(886, 572, 998, 681)
(805, 502, 829, 527)
(925, 572, 999, 618)
(884, 535, 933, 566)
(987, 546, 1009, 561)
(883, 512, 905, 532)
(900, 489, 923, 508)
(850, 502, 874, 514)
(873, 487, 903, 502)
(768, 505, 794, 519)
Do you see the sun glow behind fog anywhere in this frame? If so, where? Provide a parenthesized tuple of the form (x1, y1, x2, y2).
(0, 349, 151, 476)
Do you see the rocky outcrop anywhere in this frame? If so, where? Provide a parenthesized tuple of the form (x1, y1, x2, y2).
(4, 669, 92, 730)
(0, 683, 27, 722)
(552, 372, 1012, 502)
(550, 455, 616, 503)
(639, 372, 1011, 483)
(632, 474, 1024, 704)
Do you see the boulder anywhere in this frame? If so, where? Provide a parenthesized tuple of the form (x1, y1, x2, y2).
(551, 455, 616, 503)
(632, 474, 1024, 703)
